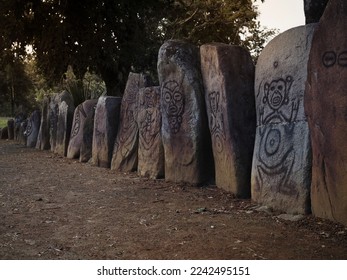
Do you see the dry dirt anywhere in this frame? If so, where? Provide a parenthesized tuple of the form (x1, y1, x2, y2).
(0, 140, 346, 260)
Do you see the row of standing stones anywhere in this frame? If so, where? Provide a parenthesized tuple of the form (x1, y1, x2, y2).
(1, 0, 346, 226)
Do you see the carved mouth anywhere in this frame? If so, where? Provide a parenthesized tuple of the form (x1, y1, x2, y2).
(168, 105, 178, 114)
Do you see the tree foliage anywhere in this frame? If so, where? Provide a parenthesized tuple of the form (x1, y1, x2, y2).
(0, 0, 274, 100)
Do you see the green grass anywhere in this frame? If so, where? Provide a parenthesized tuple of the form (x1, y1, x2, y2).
(0, 117, 10, 129)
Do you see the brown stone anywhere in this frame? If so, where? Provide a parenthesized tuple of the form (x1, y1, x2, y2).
(200, 43, 255, 198)
(0, 126, 8, 139)
(157, 40, 213, 184)
(137, 86, 164, 179)
(18, 121, 27, 145)
(304, 0, 328, 24)
(111, 72, 151, 172)
(305, 0, 347, 225)
(92, 96, 121, 168)
(67, 99, 97, 159)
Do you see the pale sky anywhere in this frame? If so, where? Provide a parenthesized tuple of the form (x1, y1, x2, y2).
(256, 0, 305, 33)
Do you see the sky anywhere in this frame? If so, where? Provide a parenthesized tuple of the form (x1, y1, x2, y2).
(255, 0, 305, 33)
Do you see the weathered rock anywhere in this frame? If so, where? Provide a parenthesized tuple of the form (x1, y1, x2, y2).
(49, 91, 74, 154)
(7, 119, 15, 140)
(36, 97, 51, 150)
(80, 111, 95, 163)
(251, 25, 316, 214)
(67, 99, 97, 159)
(304, 0, 328, 24)
(55, 99, 75, 156)
(92, 96, 121, 168)
(24, 110, 41, 148)
(157, 40, 213, 184)
(111, 72, 151, 172)
(0, 126, 8, 139)
(18, 121, 27, 145)
(14, 113, 26, 141)
(200, 43, 256, 197)
(305, 0, 347, 225)
(137, 86, 164, 179)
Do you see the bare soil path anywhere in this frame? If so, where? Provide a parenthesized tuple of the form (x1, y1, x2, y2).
(0, 140, 346, 260)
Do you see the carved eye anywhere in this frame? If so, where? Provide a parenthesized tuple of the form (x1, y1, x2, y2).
(164, 92, 172, 103)
(173, 91, 182, 101)
(277, 85, 283, 91)
(270, 86, 275, 91)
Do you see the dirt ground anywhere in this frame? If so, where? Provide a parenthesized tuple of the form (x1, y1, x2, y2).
(0, 140, 346, 260)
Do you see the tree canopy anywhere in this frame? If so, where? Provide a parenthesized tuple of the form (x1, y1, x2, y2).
(0, 0, 274, 114)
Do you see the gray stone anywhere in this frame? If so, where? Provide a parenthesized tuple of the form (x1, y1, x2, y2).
(18, 121, 27, 145)
(14, 113, 26, 141)
(24, 110, 41, 148)
(36, 97, 51, 150)
(55, 99, 75, 156)
(200, 43, 256, 197)
(7, 119, 15, 140)
(157, 40, 213, 184)
(111, 72, 151, 172)
(92, 96, 121, 168)
(67, 99, 97, 159)
(251, 25, 316, 214)
(0, 126, 8, 139)
(137, 86, 164, 179)
(49, 91, 74, 154)
(305, 0, 347, 225)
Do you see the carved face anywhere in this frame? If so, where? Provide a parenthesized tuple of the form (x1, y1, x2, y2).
(264, 76, 293, 111)
(143, 88, 157, 109)
(162, 80, 184, 133)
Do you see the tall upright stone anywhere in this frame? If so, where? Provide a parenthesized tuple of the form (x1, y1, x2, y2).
(0, 127, 8, 139)
(137, 86, 164, 179)
(251, 25, 316, 214)
(157, 40, 213, 184)
(92, 96, 121, 168)
(49, 91, 74, 154)
(36, 97, 51, 150)
(7, 119, 15, 140)
(24, 110, 41, 148)
(111, 72, 151, 172)
(305, 0, 347, 225)
(67, 99, 97, 159)
(200, 43, 256, 198)
(14, 113, 26, 141)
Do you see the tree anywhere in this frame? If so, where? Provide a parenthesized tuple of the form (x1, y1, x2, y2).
(0, 0, 273, 98)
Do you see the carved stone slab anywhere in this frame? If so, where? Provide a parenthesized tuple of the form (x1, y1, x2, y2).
(200, 43, 256, 197)
(18, 121, 27, 145)
(137, 86, 164, 179)
(111, 72, 151, 172)
(67, 99, 97, 159)
(157, 40, 213, 184)
(251, 25, 316, 214)
(7, 119, 15, 140)
(92, 96, 121, 168)
(49, 91, 74, 154)
(36, 97, 51, 150)
(25, 110, 41, 148)
(305, 0, 347, 225)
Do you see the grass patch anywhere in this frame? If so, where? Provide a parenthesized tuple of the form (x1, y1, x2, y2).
(0, 117, 10, 128)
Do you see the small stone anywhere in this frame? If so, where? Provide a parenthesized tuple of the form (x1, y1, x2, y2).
(276, 214, 305, 222)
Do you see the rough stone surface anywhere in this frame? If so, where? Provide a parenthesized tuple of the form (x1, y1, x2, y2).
(54, 99, 75, 157)
(7, 119, 15, 140)
(36, 97, 51, 150)
(157, 40, 213, 184)
(49, 91, 74, 154)
(0, 127, 8, 139)
(305, 0, 347, 225)
(111, 72, 151, 172)
(137, 86, 164, 179)
(251, 25, 316, 214)
(67, 99, 97, 159)
(24, 110, 41, 148)
(92, 96, 121, 168)
(304, 0, 328, 24)
(80, 111, 95, 163)
(18, 121, 27, 145)
(200, 43, 256, 197)
(14, 113, 26, 141)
